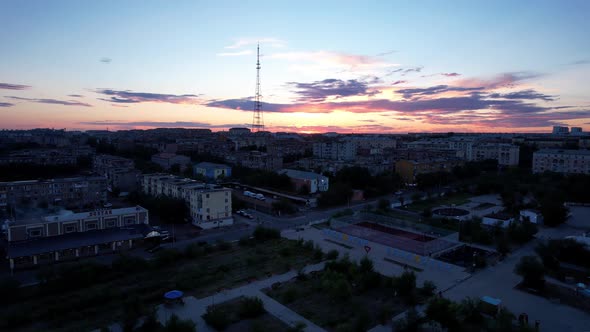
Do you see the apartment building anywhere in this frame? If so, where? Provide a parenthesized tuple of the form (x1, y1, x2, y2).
(4, 205, 149, 271)
(0, 149, 77, 166)
(312, 140, 357, 160)
(395, 159, 464, 183)
(234, 151, 283, 171)
(469, 143, 520, 166)
(0, 176, 107, 209)
(140, 174, 232, 229)
(93, 154, 135, 171)
(93, 154, 139, 191)
(532, 149, 590, 174)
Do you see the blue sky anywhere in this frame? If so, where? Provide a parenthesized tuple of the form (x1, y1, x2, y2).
(1, 0, 589, 132)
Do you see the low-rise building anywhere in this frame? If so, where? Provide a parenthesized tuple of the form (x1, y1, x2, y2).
(482, 212, 514, 228)
(151, 153, 191, 171)
(520, 209, 543, 225)
(279, 169, 329, 193)
(532, 149, 590, 174)
(193, 162, 232, 179)
(4, 206, 149, 271)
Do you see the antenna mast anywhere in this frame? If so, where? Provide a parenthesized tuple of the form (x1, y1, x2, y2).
(252, 43, 264, 132)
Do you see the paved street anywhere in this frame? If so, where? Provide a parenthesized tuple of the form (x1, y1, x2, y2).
(445, 226, 590, 332)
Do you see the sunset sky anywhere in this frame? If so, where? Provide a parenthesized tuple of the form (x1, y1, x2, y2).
(1, 0, 589, 133)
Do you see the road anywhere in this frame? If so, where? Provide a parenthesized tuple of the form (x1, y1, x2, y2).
(444, 227, 590, 332)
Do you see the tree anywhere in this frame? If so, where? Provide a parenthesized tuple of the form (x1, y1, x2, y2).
(394, 308, 424, 332)
(539, 197, 568, 227)
(459, 297, 483, 325)
(425, 297, 460, 330)
(165, 314, 196, 332)
(359, 256, 375, 274)
(121, 296, 143, 332)
(377, 198, 390, 211)
(238, 296, 265, 319)
(514, 256, 545, 290)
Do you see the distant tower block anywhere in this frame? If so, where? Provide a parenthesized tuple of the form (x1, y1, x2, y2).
(252, 43, 264, 132)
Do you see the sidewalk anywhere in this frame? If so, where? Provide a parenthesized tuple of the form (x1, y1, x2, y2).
(156, 262, 327, 332)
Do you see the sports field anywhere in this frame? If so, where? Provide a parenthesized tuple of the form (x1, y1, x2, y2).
(336, 221, 455, 255)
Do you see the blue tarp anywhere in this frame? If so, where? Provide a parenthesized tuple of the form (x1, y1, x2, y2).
(164, 290, 183, 299)
(481, 296, 501, 306)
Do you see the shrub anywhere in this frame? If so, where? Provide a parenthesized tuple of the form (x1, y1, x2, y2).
(153, 249, 183, 267)
(253, 226, 280, 242)
(420, 280, 437, 298)
(425, 297, 460, 330)
(216, 240, 232, 251)
(239, 236, 254, 247)
(313, 245, 324, 260)
(184, 243, 205, 258)
(326, 249, 339, 260)
(282, 287, 299, 303)
(279, 247, 292, 257)
(515, 255, 545, 289)
(165, 314, 196, 332)
(202, 305, 230, 330)
(0, 278, 21, 302)
(112, 255, 148, 273)
(238, 296, 266, 319)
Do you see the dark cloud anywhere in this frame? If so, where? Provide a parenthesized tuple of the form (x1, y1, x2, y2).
(455, 71, 542, 89)
(100, 57, 112, 64)
(207, 71, 588, 129)
(570, 59, 590, 65)
(488, 89, 556, 101)
(6, 96, 92, 107)
(395, 85, 482, 99)
(68, 94, 83, 98)
(441, 72, 461, 77)
(287, 78, 379, 102)
(96, 89, 201, 104)
(0, 102, 14, 107)
(206, 98, 290, 112)
(78, 121, 246, 129)
(386, 66, 423, 77)
(391, 80, 407, 85)
(0, 83, 30, 90)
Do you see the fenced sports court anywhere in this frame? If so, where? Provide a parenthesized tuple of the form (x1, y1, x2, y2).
(331, 212, 458, 255)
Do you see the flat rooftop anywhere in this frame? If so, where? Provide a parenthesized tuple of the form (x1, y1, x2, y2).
(6, 224, 150, 258)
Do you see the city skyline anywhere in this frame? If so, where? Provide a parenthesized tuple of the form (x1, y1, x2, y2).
(1, 1, 590, 133)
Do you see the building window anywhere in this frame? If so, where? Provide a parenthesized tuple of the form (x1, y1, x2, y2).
(105, 218, 117, 228)
(124, 216, 136, 225)
(27, 227, 43, 238)
(86, 222, 98, 231)
(64, 224, 77, 233)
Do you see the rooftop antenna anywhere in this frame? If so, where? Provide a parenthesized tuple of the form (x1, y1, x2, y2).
(252, 43, 264, 132)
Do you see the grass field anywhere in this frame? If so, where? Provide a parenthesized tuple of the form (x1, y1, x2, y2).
(0, 238, 322, 332)
(406, 193, 472, 212)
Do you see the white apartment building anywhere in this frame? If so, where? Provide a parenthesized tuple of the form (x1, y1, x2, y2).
(313, 140, 357, 160)
(468, 143, 520, 166)
(532, 149, 590, 174)
(140, 174, 232, 229)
